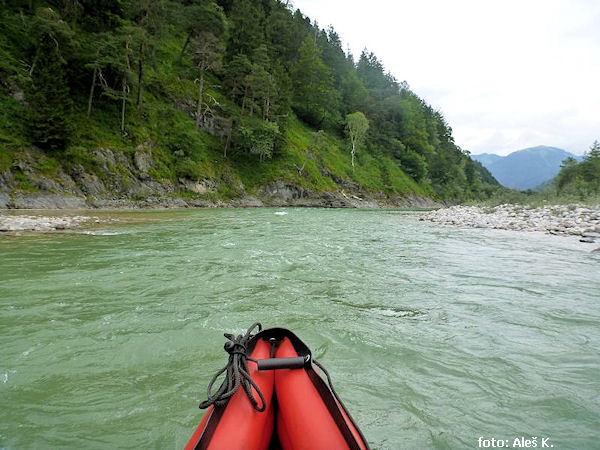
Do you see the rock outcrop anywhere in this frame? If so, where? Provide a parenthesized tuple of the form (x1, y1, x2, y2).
(0, 147, 439, 210)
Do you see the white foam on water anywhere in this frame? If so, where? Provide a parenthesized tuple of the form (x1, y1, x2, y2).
(274, 211, 288, 216)
(81, 230, 125, 236)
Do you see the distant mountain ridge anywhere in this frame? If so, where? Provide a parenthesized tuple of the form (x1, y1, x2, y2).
(471, 153, 502, 167)
(471, 146, 579, 190)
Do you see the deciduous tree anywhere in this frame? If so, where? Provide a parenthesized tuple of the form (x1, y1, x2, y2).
(345, 111, 369, 169)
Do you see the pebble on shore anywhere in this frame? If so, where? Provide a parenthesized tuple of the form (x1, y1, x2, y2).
(420, 204, 600, 244)
(0, 215, 101, 232)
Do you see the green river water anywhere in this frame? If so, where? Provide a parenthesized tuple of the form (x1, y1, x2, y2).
(1, 208, 599, 449)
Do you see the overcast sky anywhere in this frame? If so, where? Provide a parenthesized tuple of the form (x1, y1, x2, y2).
(293, 0, 600, 156)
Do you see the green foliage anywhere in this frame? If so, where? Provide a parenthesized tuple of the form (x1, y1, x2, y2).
(79, 0, 123, 32)
(159, 119, 207, 157)
(340, 71, 368, 114)
(0, 149, 13, 173)
(390, 139, 427, 181)
(345, 112, 369, 141)
(0, 94, 28, 150)
(59, 145, 95, 171)
(175, 157, 204, 180)
(226, 0, 264, 58)
(345, 111, 369, 169)
(29, 6, 75, 50)
(178, 1, 226, 40)
(468, 185, 600, 208)
(233, 117, 280, 160)
(0, 0, 499, 203)
(555, 141, 600, 197)
(291, 36, 336, 127)
(13, 170, 37, 192)
(28, 35, 73, 150)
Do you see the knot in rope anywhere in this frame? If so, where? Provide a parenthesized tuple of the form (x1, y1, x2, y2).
(199, 322, 266, 412)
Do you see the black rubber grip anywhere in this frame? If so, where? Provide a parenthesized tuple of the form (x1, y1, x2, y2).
(257, 356, 307, 370)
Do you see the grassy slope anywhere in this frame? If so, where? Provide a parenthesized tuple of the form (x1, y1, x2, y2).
(0, 28, 429, 201)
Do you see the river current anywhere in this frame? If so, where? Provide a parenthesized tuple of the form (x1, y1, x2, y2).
(1, 208, 599, 449)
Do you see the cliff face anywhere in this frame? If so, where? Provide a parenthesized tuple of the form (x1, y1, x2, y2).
(0, 146, 438, 209)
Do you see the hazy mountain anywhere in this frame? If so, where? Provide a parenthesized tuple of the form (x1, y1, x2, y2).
(471, 146, 579, 190)
(471, 153, 502, 167)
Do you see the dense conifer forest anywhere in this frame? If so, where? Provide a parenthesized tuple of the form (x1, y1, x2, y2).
(0, 0, 499, 204)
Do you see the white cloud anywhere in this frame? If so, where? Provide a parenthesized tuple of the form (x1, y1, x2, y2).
(293, 0, 600, 155)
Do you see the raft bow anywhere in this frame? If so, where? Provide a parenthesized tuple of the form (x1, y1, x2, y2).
(186, 323, 369, 450)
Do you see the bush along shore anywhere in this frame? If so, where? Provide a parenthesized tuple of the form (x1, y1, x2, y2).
(420, 204, 600, 250)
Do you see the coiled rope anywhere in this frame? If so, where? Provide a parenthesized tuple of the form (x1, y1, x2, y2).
(199, 322, 266, 412)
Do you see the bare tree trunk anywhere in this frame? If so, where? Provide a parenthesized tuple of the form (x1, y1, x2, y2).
(195, 69, 205, 130)
(29, 46, 40, 76)
(241, 88, 247, 115)
(264, 93, 270, 121)
(177, 34, 191, 63)
(351, 141, 356, 169)
(120, 35, 132, 134)
(298, 154, 310, 174)
(121, 76, 127, 134)
(222, 119, 232, 158)
(87, 65, 97, 118)
(136, 42, 144, 109)
(224, 133, 230, 158)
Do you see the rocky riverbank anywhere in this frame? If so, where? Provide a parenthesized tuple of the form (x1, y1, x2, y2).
(0, 147, 440, 211)
(420, 204, 600, 249)
(0, 188, 438, 210)
(0, 214, 110, 232)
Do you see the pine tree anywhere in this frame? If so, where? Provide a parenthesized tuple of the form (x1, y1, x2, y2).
(28, 34, 72, 150)
(190, 32, 224, 130)
(225, 53, 252, 104)
(291, 35, 335, 126)
(226, 0, 265, 59)
(130, 0, 166, 109)
(583, 140, 600, 192)
(176, 1, 226, 63)
(98, 29, 136, 134)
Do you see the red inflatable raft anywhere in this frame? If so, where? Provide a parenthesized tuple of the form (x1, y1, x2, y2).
(185, 324, 369, 450)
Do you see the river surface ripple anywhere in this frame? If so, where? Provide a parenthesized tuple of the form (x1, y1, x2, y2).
(1, 209, 599, 449)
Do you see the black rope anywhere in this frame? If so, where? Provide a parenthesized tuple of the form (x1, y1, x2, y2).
(313, 359, 334, 390)
(199, 322, 267, 412)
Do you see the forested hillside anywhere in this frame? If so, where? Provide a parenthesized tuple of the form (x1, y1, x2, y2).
(555, 141, 600, 198)
(0, 0, 498, 208)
